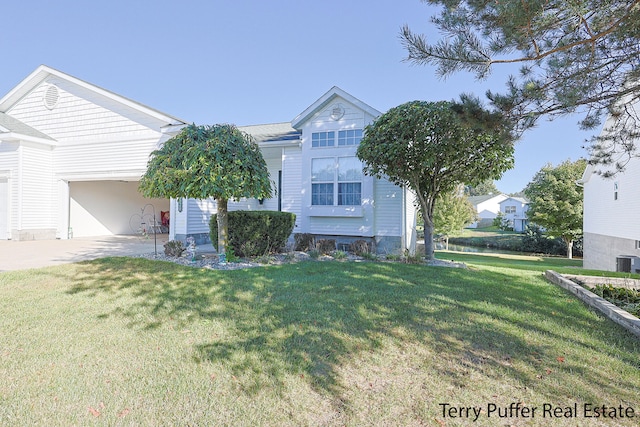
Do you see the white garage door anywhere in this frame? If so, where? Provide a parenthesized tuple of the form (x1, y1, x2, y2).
(0, 179, 8, 239)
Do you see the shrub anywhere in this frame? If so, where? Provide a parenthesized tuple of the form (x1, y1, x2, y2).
(164, 240, 185, 257)
(294, 233, 315, 251)
(332, 250, 348, 260)
(349, 239, 372, 256)
(209, 211, 295, 257)
(315, 239, 336, 254)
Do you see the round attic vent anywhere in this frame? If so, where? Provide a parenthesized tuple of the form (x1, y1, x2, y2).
(43, 85, 60, 110)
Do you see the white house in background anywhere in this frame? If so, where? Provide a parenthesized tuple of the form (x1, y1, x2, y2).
(171, 86, 418, 254)
(0, 65, 185, 240)
(467, 194, 508, 228)
(0, 67, 417, 254)
(498, 196, 529, 232)
(580, 156, 640, 273)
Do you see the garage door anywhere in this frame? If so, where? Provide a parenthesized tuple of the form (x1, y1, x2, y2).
(0, 179, 8, 239)
(69, 181, 169, 237)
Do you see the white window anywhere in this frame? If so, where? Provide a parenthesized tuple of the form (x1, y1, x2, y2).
(312, 129, 363, 148)
(312, 131, 335, 148)
(338, 129, 363, 146)
(505, 205, 516, 214)
(311, 157, 362, 206)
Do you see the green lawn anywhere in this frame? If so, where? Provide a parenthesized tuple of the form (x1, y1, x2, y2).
(1, 256, 639, 426)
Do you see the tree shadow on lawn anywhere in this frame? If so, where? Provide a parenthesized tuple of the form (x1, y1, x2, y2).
(66, 257, 640, 402)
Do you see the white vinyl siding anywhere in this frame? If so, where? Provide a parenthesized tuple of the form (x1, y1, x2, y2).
(8, 83, 154, 143)
(0, 178, 8, 239)
(0, 143, 17, 238)
(18, 145, 55, 230)
(584, 156, 640, 240)
(282, 147, 302, 230)
(54, 137, 161, 178)
(373, 177, 404, 237)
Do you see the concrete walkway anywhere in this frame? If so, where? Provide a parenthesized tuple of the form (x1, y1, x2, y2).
(0, 234, 173, 272)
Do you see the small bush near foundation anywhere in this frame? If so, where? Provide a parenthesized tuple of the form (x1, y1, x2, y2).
(349, 239, 372, 256)
(209, 211, 296, 257)
(315, 239, 336, 254)
(164, 240, 185, 257)
(294, 233, 315, 251)
(333, 250, 348, 260)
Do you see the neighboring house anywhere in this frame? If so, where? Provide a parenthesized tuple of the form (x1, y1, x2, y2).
(580, 157, 640, 273)
(498, 197, 529, 232)
(467, 194, 508, 228)
(0, 67, 417, 254)
(171, 86, 417, 254)
(0, 65, 185, 240)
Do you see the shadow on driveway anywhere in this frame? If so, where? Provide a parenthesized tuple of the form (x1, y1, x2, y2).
(0, 234, 169, 272)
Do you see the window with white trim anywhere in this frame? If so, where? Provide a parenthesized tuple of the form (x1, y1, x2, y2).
(311, 157, 362, 206)
(312, 129, 363, 148)
(505, 205, 516, 214)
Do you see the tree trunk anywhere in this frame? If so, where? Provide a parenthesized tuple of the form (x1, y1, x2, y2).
(423, 215, 435, 261)
(445, 236, 449, 251)
(564, 237, 573, 259)
(217, 198, 228, 255)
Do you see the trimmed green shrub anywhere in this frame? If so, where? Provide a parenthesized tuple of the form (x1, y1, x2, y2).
(209, 211, 296, 257)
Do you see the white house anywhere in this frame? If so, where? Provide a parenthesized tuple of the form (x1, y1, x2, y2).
(0, 65, 185, 241)
(467, 194, 508, 228)
(0, 67, 416, 254)
(171, 87, 417, 254)
(498, 197, 529, 232)
(580, 156, 640, 273)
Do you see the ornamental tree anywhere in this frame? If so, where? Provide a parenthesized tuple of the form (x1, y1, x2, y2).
(524, 158, 586, 259)
(401, 0, 640, 166)
(357, 98, 515, 260)
(139, 123, 272, 255)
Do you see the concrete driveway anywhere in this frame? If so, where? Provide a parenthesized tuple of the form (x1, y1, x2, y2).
(0, 235, 170, 272)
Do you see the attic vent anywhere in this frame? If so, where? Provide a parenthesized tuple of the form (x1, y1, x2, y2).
(43, 85, 60, 110)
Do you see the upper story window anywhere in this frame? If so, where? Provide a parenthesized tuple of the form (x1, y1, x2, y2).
(504, 206, 516, 214)
(312, 129, 363, 148)
(338, 129, 363, 146)
(311, 157, 363, 206)
(312, 131, 335, 148)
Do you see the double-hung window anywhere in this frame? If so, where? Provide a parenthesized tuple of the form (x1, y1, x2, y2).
(312, 157, 362, 206)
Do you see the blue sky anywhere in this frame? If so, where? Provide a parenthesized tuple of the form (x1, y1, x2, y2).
(1, 0, 594, 194)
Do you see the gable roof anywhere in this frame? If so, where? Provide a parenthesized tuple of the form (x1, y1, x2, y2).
(239, 122, 301, 144)
(500, 196, 529, 205)
(468, 194, 507, 206)
(291, 86, 381, 129)
(0, 65, 187, 129)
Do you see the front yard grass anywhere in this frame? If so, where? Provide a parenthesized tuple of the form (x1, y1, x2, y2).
(1, 256, 639, 426)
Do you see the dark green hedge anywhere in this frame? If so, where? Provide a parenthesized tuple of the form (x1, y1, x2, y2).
(209, 210, 296, 257)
